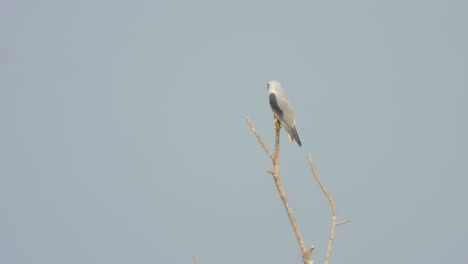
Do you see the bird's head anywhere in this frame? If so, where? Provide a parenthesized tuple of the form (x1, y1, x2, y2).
(267, 80, 284, 94)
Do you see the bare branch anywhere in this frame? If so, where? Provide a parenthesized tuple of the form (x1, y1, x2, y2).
(246, 117, 274, 161)
(247, 116, 348, 264)
(308, 154, 341, 264)
(337, 219, 350, 226)
(247, 116, 312, 264)
(192, 256, 199, 264)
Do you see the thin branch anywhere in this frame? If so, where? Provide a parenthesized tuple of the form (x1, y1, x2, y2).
(273, 117, 280, 163)
(192, 256, 199, 264)
(246, 117, 273, 161)
(308, 154, 348, 264)
(247, 116, 312, 264)
(337, 219, 350, 226)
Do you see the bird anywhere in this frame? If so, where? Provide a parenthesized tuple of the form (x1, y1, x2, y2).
(267, 80, 302, 146)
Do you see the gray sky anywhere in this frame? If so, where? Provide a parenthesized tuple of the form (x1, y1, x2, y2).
(1, 1, 467, 263)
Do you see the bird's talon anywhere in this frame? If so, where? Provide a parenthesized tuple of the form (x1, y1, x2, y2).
(273, 118, 281, 131)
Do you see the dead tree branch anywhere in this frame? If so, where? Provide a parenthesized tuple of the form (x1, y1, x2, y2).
(246, 117, 273, 160)
(246, 116, 313, 264)
(308, 154, 349, 264)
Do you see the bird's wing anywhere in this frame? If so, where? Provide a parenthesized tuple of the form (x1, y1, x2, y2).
(269, 93, 284, 118)
(269, 93, 295, 127)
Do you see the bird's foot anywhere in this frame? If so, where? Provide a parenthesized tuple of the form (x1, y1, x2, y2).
(274, 117, 281, 132)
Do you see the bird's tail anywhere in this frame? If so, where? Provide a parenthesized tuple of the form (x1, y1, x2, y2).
(289, 127, 302, 147)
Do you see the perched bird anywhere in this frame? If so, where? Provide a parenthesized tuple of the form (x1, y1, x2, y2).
(267, 80, 302, 146)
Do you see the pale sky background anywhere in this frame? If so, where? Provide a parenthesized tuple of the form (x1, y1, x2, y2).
(1, 1, 467, 264)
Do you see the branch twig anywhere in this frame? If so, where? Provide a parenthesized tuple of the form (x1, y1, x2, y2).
(308, 154, 349, 264)
(246, 117, 273, 161)
(337, 219, 350, 226)
(192, 256, 199, 264)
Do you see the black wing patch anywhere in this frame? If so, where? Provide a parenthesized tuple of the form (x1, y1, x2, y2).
(269, 93, 283, 118)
